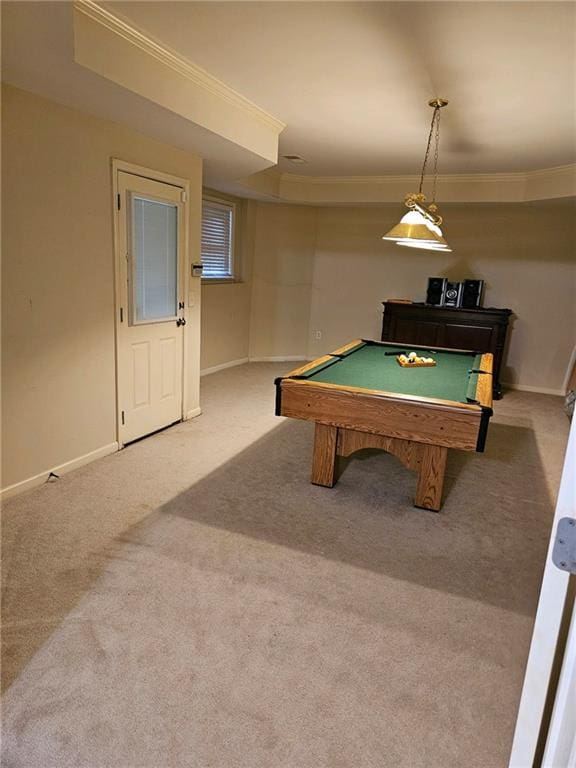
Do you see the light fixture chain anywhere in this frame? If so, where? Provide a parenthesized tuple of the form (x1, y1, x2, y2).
(418, 106, 439, 195)
(431, 107, 441, 203)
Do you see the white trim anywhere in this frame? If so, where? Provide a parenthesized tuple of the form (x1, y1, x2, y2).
(542, 596, 576, 767)
(281, 164, 576, 188)
(185, 407, 202, 420)
(112, 159, 193, 190)
(74, 0, 285, 133)
(200, 358, 249, 377)
(509, 414, 576, 767)
(240, 164, 576, 204)
(504, 382, 564, 396)
(248, 356, 307, 363)
(200, 356, 310, 376)
(1, 443, 119, 501)
(561, 345, 576, 395)
(526, 163, 576, 180)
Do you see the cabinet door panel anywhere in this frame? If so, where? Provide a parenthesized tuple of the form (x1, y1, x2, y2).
(387, 319, 441, 346)
(414, 322, 442, 346)
(444, 323, 493, 351)
(388, 318, 418, 344)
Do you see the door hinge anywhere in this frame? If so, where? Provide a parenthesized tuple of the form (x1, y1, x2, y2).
(121, 411, 125, 426)
(120, 307, 124, 323)
(117, 193, 121, 210)
(181, 190, 187, 203)
(552, 518, 576, 575)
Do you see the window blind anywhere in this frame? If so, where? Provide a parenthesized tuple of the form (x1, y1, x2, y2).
(201, 199, 234, 278)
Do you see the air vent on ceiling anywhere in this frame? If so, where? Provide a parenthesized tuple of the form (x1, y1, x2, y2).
(282, 154, 307, 165)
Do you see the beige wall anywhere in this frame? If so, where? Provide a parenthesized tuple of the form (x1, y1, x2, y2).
(2, 85, 203, 491)
(3, 84, 574, 495)
(308, 203, 576, 392)
(201, 283, 252, 369)
(200, 198, 255, 371)
(248, 200, 575, 393)
(248, 202, 317, 359)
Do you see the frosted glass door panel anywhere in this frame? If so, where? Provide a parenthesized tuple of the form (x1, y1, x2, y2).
(132, 196, 178, 323)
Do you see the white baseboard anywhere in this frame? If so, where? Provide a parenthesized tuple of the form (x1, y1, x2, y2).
(200, 356, 309, 374)
(200, 357, 249, 377)
(1, 441, 119, 501)
(248, 356, 307, 363)
(504, 383, 564, 396)
(185, 407, 202, 419)
(562, 345, 576, 394)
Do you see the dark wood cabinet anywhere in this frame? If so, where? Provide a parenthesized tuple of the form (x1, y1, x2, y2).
(381, 302, 513, 398)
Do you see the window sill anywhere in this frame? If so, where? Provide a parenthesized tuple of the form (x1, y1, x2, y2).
(201, 277, 241, 285)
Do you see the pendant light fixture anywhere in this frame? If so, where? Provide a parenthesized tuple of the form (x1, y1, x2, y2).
(382, 98, 452, 252)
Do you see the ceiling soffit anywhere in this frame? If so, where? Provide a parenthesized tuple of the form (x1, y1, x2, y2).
(73, 0, 285, 164)
(233, 165, 576, 204)
(72, 1, 575, 203)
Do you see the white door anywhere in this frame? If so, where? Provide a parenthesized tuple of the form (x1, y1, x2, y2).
(509, 414, 576, 767)
(542, 595, 576, 767)
(116, 171, 186, 445)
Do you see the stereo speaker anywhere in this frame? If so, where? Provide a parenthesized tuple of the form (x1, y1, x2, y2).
(426, 277, 447, 306)
(444, 281, 463, 307)
(461, 279, 484, 309)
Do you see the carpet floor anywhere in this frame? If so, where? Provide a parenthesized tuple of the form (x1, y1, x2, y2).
(1, 363, 570, 768)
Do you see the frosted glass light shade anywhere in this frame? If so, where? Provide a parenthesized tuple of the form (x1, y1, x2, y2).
(396, 240, 453, 252)
(383, 209, 451, 251)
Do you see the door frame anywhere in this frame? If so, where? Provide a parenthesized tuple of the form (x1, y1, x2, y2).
(509, 413, 576, 767)
(112, 159, 191, 447)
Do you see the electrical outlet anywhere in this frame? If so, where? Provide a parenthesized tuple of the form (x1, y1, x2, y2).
(314, 330, 322, 340)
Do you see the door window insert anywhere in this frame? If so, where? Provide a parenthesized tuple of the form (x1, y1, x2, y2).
(131, 195, 178, 324)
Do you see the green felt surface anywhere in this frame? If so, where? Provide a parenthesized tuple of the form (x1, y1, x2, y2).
(304, 343, 482, 403)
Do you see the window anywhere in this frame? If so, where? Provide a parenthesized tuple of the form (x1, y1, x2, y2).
(201, 196, 235, 280)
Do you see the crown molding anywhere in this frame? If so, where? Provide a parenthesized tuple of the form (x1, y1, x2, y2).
(237, 164, 576, 204)
(73, 0, 285, 134)
(523, 163, 576, 201)
(524, 163, 576, 179)
(280, 164, 576, 188)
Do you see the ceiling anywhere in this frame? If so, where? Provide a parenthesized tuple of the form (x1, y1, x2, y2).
(105, 0, 576, 175)
(3, 1, 576, 191)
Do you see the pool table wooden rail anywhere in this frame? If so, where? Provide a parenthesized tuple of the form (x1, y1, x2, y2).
(278, 378, 486, 451)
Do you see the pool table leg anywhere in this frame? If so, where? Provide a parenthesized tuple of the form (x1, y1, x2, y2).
(311, 423, 338, 487)
(415, 445, 448, 512)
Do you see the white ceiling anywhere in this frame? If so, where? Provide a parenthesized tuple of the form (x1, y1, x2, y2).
(3, 1, 576, 185)
(106, 0, 576, 175)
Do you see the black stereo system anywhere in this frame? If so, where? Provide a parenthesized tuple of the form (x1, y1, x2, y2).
(426, 277, 484, 309)
(425, 277, 447, 306)
(461, 279, 485, 308)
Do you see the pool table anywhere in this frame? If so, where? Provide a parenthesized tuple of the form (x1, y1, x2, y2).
(275, 339, 493, 511)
